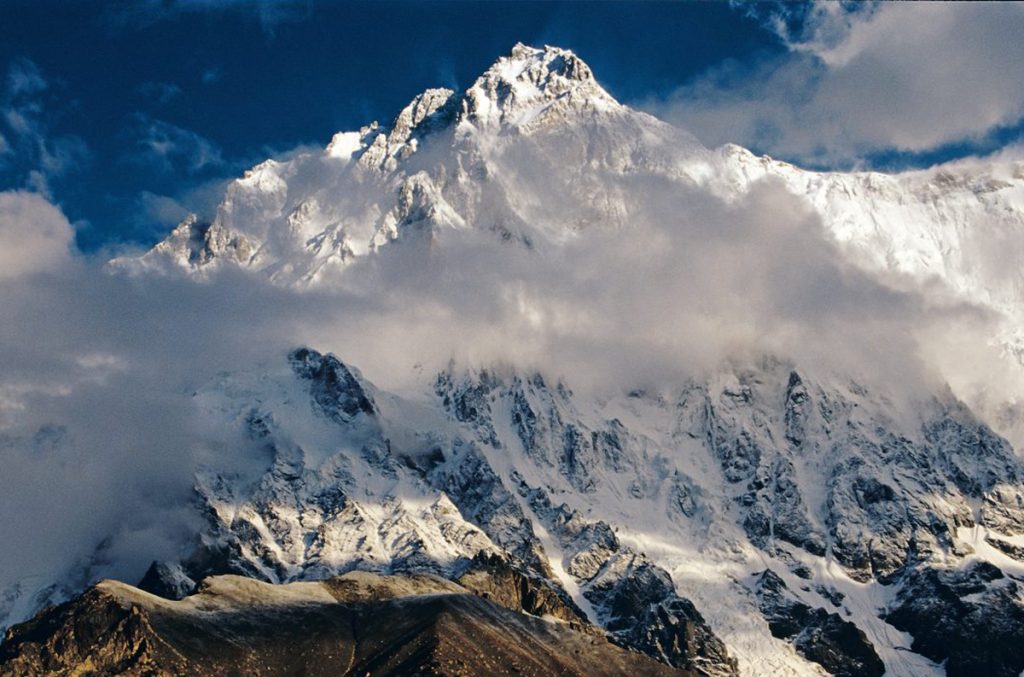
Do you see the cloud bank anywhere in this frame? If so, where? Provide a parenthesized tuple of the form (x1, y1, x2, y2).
(0, 191, 74, 279)
(654, 2, 1024, 166)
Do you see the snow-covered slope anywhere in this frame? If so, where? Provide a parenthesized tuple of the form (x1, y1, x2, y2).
(8, 43, 1024, 676)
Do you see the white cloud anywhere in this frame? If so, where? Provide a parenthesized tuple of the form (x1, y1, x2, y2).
(0, 191, 74, 279)
(130, 114, 223, 173)
(138, 81, 183, 105)
(137, 191, 190, 228)
(654, 2, 1024, 165)
(0, 59, 89, 195)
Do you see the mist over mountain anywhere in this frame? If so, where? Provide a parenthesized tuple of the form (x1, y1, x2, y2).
(4, 42, 1024, 676)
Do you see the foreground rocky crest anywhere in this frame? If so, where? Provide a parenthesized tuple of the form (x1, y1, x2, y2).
(1, 571, 692, 676)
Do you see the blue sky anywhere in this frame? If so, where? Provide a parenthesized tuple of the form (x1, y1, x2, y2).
(2, 1, 1023, 251)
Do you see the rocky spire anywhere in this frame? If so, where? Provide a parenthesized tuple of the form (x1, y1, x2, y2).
(458, 43, 619, 130)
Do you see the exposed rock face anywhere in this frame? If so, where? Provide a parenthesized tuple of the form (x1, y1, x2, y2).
(0, 588, 186, 676)
(0, 573, 695, 677)
(10, 345, 1024, 675)
(885, 561, 1024, 677)
(508, 475, 737, 677)
(754, 570, 884, 677)
(627, 597, 739, 677)
(289, 347, 378, 422)
(137, 561, 195, 601)
(429, 440, 554, 577)
(456, 553, 587, 626)
(683, 364, 1024, 586)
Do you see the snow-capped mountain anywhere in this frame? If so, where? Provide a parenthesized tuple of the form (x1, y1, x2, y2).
(179, 349, 1024, 675)
(115, 41, 1024, 434)
(8, 43, 1024, 677)
(15, 345, 1022, 676)
(119, 44, 1024, 322)
(115, 44, 693, 283)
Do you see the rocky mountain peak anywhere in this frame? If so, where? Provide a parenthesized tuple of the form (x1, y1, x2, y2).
(458, 43, 618, 130)
(288, 347, 377, 423)
(390, 87, 458, 142)
(333, 43, 612, 172)
(507, 42, 597, 84)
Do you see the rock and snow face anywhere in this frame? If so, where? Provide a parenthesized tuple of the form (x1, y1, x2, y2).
(27, 346, 1019, 677)
(9, 43, 1024, 676)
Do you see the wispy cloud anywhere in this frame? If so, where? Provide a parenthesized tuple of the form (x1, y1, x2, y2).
(136, 190, 191, 229)
(128, 114, 223, 174)
(106, 0, 313, 35)
(651, 2, 1024, 167)
(0, 58, 90, 197)
(138, 81, 183, 106)
(6, 58, 47, 97)
(200, 67, 222, 85)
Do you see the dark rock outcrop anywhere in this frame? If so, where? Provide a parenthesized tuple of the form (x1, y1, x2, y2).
(1, 572, 695, 677)
(137, 561, 195, 601)
(626, 597, 739, 677)
(754, 570, 884, 677)
(289, 347, 377, 422)
(456, 552, 588, 626)
(885, 561, 1024, 677)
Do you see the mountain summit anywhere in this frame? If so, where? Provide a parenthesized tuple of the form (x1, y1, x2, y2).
(458, 42, 618, 130)
(116, 43, 1024, 358)
(112, 43, 694, 283)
